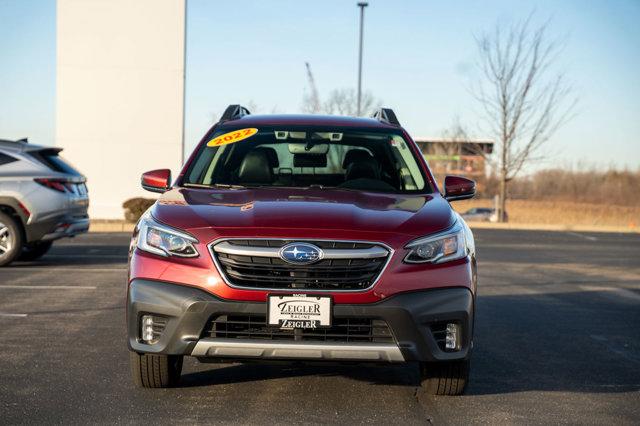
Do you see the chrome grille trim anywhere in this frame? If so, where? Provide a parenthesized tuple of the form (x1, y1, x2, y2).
(213, 241, 389, 259)
(208, 238, 394, 292)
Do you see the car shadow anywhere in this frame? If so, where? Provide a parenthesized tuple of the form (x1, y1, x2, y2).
(8, 244, 129, 267)
(179, 288, 640, 395)
(179, 362, 421, 388)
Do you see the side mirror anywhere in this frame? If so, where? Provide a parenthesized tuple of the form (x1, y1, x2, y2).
(141, 169, 171, 193)
(444, 175, 476, 201)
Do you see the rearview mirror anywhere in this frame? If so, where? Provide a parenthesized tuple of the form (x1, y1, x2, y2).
(141, 169, 171, 193)
(288, 143, 330, 155)
(444, 175, 476, 201)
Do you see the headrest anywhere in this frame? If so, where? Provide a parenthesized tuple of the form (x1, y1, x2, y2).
(237, 150, 273, 184)
(253, 147, 279, 168)
(342, 149, 373, 169)
(345, 156, 381, 181)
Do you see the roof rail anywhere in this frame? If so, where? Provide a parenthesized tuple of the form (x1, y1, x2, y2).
(0, 138, 28, 145)
(372, 108, 400, 126)
(220, 104, 251, 123)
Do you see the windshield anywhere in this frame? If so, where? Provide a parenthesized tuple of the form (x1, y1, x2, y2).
(183, 126, 430, 194)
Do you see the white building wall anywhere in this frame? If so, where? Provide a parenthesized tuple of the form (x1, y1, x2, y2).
(56, 0, 185, 219)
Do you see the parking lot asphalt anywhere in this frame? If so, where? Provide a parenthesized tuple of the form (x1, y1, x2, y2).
(0, 229, 639, 425)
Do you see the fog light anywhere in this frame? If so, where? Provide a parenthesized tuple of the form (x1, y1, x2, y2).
(142, 315, 155, 342)
(445, 323, 460, 350)
(140, 314, 166, 344)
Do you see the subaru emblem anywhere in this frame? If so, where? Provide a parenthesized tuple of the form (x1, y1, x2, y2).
(279, 242, 324, 265)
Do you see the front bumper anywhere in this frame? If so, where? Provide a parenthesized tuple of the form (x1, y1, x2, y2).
(127, 279, 474, 363)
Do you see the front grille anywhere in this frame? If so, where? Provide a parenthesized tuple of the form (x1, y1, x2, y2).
(211, 239, 390, 291)
(205, 315, 395, 343)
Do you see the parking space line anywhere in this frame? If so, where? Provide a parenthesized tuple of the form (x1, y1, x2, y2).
(566, 231, 598, 241)
(0, 285, 97, 290)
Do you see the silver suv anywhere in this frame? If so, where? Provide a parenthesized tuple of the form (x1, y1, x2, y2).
(0, 139, 89, 266)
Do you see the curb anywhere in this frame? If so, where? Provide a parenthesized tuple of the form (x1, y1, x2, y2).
(90, 222, 135, 233)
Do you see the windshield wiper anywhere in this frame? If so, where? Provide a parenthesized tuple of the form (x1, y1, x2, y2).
(306, 184, 354, 191)
(305, 184, 391, 194)
(183, 183, 246, 190)
(182, 183, 210, 189)
(211, 183, 246, 189)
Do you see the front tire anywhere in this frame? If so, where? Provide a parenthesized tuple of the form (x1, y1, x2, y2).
(420, 359, 470, 396)
(0, 212, 23, 267)
(19, 241, 53, 261)
(130, 351, 183, 388)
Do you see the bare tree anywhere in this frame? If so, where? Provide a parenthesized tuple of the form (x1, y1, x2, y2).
(302, 87, 380, 116)
(322, 88, 380, 117)
(301, 63, 381, 116)
(439, 118, 468, 158)
(473, 16, 576, 222)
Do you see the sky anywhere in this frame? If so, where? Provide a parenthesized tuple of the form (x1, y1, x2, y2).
(1, 0, 639, 172)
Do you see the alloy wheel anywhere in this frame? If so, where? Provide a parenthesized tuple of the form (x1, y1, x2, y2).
(0, 222, 12, 257)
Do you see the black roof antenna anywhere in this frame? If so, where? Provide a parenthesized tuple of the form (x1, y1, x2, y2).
(372, 108, 400, 126)
(219, 105, 251, 123)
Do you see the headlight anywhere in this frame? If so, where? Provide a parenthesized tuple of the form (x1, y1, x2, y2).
(404, 222, 467, 264)
(136, 212, 199, 258)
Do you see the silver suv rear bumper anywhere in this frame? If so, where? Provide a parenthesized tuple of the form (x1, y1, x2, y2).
(41, 218, 90, 241)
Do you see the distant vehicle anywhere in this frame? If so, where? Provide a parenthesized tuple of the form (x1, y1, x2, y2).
(0, 139, 89, 266)
(461, 207, 508, 223)
(127, 105, 478, 395)
(461, 207, 495, 222)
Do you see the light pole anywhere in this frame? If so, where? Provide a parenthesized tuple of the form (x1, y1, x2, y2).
(356, 2, 368, 116)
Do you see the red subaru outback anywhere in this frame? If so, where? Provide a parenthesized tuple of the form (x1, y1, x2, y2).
(128, 106, 477, 395)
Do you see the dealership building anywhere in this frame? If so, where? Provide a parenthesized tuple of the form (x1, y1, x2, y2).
(413, 137, 494, 190)
(56, 0, 186, 218)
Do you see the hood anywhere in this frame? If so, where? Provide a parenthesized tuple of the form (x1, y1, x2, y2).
(152, 187, 454, 237)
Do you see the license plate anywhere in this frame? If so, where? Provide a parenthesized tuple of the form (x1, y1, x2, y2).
(268, 294, 332, 329)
